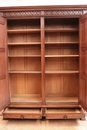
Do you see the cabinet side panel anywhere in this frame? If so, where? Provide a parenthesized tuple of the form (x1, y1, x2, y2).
(79, 14, 87, 111)
(0, 16, 10, 110)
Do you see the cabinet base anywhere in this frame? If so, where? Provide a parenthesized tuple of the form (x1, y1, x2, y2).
(3, 107, 85, 120)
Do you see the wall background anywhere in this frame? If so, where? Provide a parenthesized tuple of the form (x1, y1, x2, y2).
(0, 0, 87, 7)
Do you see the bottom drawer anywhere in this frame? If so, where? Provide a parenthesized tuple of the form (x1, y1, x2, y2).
(45, 108, 85, 120)
(3, 108, 42, 119)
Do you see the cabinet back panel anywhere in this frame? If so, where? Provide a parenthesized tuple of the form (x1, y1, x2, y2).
(9, 58, 25, 71)
(25, 58, 41, 71)
(46, 74, 61, 96)
(45, 32, 78, 42)
(25, 45, 41, 55)
(8, 34, 25, 43)
(9, 57, 41, 71)
(8, 45, 41, 55)
(45, 18, 78, 29)
(45, 44, 79, 55)
(45, 57, 79, 71)
(26, 33, 40, 42)
(8, 33, 40, 43)
(9, 46, 25, 55)
(9, 74, 41, 98)
(7, 19, 40, 29)
(45, 74, 78, 97)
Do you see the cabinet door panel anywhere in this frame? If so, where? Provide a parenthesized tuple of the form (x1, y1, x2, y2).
(0, 16, 10, 110)
(79, 13, 87, 111)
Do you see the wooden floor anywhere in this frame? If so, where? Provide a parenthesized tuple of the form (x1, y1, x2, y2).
(0, 112, 87, 130)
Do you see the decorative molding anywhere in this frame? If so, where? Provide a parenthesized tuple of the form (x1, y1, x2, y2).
(2, 10, 86, 18)
(44, 10, 83, 16)
(3, 11, 41, 17)
(83, 10, 87, 14)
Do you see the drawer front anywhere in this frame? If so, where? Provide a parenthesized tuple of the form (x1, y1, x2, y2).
(45, 108, 85, 119)
(3, 108, 42, 119)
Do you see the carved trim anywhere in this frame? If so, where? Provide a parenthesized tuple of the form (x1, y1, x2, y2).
(2, 10, 85, 18)
(83, 10, 87, 14)
(44, 10, 83, 16)
(3, 11, 41, 17)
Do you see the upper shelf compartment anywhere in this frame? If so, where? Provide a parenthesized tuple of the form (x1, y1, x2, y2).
(45, 18, 79, 31)
(7, 19, 41, 44)
(7, 18, 40, 29)
(7, 18, 41, 33)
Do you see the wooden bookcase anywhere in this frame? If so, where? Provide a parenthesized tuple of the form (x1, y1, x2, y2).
(0, 5, 87, 120)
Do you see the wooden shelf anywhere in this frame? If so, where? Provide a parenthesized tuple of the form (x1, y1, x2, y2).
(9, 71, 41, 74)
(45, 28, 78, 32)
(8, 42, 79, 45)
(46, 97, 78, 103)
(8, 55, 41, 57)
(8, 55, 79, 58)
(45, 55, 79, 58)
(11, 97, 42, 103)
(45, 71, 79, 74)
(8, 42, 41, 45)
(45, 42, 79, 44)
(7, 29, 41, 33)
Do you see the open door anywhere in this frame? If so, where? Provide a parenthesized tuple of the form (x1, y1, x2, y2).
(0, 16, 10, 111)
(79, 13, 87, 111)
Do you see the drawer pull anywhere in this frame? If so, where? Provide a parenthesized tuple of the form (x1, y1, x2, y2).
(63, 115, 67, 119)
(20, 115, 24, 119)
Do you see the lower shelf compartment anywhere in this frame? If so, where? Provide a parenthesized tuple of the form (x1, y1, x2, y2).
(45, 108, 85, 120)
(3, 108, 42, 119)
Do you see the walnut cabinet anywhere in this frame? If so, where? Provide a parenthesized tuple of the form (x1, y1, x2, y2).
(0, 5, 87, 120)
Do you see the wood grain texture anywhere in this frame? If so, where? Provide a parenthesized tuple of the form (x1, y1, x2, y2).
(46, 108, 85, 119)
(1, 5, 87, 120)
(79, 13, 87, 111)
(0, 16, 10, 111)
(3, 108, 42, 119)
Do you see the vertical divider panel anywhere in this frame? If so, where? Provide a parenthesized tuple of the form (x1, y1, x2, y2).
(41, 17, 45, 105)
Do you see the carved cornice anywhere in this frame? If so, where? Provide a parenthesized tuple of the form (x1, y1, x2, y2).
(3, 11, 41, 17)
(83, 10, 87, 14)
(44, 10, 83, 16)
(2, 10, 87, 18)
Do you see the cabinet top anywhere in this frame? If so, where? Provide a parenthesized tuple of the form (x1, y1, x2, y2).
(0, 5, 87, 11)
(1, 5, 87, 18)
